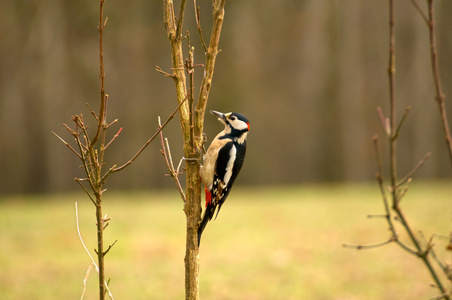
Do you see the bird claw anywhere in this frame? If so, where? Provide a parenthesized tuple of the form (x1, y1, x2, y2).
(182, 156, 199, 164)
(177, 156, 202, 172)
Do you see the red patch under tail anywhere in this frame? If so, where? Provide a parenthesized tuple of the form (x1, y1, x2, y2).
(205, 187, 212, 208)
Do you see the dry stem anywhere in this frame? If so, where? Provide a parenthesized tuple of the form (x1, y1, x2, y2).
(347, 1, 450, 298)
(159, 117, 186, 202)
(409, 0, 452, 170)
(426, 0, 452, 170)
(385, 1, 448, 296)
(76, 202, 114, 300)
(55, 1, 181, 299)
(161, 1, 227, 299)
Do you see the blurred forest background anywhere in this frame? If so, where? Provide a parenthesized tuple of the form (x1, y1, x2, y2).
(1, 0, 452, 194)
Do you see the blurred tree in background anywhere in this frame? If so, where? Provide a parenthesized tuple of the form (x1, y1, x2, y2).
(1, 0, 452, 194)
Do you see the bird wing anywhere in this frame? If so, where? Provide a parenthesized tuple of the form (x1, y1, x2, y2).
(211, 141, 235, 219)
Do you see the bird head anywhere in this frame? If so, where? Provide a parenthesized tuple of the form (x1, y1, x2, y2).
(210, 110, 250, 134)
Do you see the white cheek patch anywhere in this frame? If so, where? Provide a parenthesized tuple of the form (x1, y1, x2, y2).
(231, 120, 249, 131)
(224, 146, 237, 186)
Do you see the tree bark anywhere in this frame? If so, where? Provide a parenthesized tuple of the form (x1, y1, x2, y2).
(162, 1, 227, 299)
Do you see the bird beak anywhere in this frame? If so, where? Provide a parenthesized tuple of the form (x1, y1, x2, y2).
(210, 110, 227, 123)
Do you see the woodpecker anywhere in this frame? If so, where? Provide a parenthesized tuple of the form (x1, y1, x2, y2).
(198, 110, 250, 246)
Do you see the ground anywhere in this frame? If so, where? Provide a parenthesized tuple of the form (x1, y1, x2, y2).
(0, 182, 451, 299)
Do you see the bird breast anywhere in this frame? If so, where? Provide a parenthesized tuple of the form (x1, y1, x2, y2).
(200, 132, 229, 188)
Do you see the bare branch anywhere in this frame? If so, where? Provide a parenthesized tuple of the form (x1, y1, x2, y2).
(159, 117, 186, 202)
(162, 1, 228, 299)
(397, 152, 431, 187)
(194, 0, 208, 52)
(165, 138, 177, 172)
(104, 127, 122, 150)
(99, 164, 116, 186)
(75, 202, 114, 299)
(193, 0, 227, 144)
(80, 263, 94, 300)
(103, 240, 117, 257)
(420, 232, 452, 282)
(176, 0, 187, 39)
(75, 178, 96, 205)
(367, 214, 388, 219)
(347, 2, 451, 299)
(87, 102, 100, 123)
(155, 65, 176, 78)
(393, 106, 411, 140)
(371, 137, 419, 256)
(372, 136, 391, 224)
(109, 98, 187, 174)
(105, 118, 118, 129)
(409, 0, 429, 25)
(52, 131, 83, 160)
(76, 202, 99, 271)
(343, 236, 397, 250)
(376, 107, 391, 137)
(91, 0, 107, 148)
(426, 0, 452, 170)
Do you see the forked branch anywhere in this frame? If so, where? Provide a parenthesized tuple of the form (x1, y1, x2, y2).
(55, 1, 182, 299)
(159, 117, 186, 202)
(410, 0, 452, 170)
(426, 0, 452, 169)
(107, 98, 187, 174)
(161, 1, 228, 299)
(347, 1, 450, 298)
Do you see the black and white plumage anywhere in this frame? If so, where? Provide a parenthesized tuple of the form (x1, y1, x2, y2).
(198, 110, 250, 246)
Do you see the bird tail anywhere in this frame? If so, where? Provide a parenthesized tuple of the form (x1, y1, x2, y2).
(198, 202, 216, 247)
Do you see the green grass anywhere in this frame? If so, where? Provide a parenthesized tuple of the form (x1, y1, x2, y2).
(0, 182, 451, 299)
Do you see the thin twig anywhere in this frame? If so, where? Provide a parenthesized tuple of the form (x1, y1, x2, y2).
(376, 107, 390, 137)
(105, 118, 118, 129)
(372, 136, 418, 255)
(425, 0, 452, 171)
(104, 127, 123, 150)
(347, 2, 451, 299)
(367, 214, 389, 219)
(162, 1, 228, 299)
(91, 0, 107, 148)
(165, 138, 177, 172)
(386, 2, 448, 295)
(75, 202, 115, 299)
(155, 65, 176, 78)
(80, 263, 94, 300)
(194, 0, 208, 52)
(159, 117, 186, 202)
(186, 36, 195, 150)
(397, 152, 431, 187)
(432, 294, 450, 300)
(103, 240, 117, 256)
(420, 232, 452, 282)
(343, 236, 397, 250)
(108, 98, 187, 174)
(372, 136, 392, 230)
(193, 0, 227, 144)
(72, 128, 96, 191)
(75, 202, 98, 269)
(176, 0, 187, 39)
(52, 131, 83, 160)
(75, 178, 96, 205)
(393, 106, 411, 140)
(409, 0, 429, 25)
(87, 103, 100, 123)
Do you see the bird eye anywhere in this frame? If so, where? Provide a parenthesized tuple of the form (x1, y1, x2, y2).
(230, 116, 236, 121)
